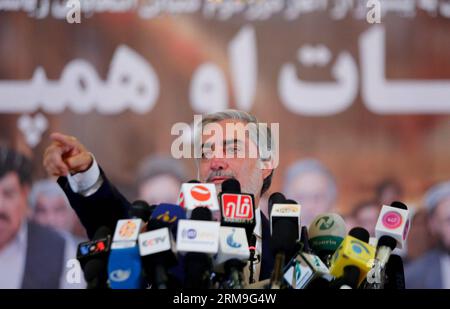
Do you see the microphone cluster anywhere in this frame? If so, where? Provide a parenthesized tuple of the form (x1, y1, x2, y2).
(76, 179, 410, 289)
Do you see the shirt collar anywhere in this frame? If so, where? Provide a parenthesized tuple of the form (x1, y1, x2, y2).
(0, 220, 28, 254)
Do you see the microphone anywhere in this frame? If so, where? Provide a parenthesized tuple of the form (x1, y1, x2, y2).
(77, 226, 112, 289)
(107, 219, 145, 289)
(282, 224, 333, 289)
(138, 219, 177, 289)
(308, 213, 347, 267)
(214, 226, 250, 289)
(300, 226, 312, 254)
(178, 182, 220, 218)
(129, 200, 154, 222)
(268, 192, 287, 217)
(374, 201, 410, 250)
(176, 207, 220, 288)
(329, 227, 376, 288)
(219, 178, 256, 242)
(283, 251, 333, 289)
(217, 178, 255, 287)
(150, 203, 186, 238)
(269, 202, 301, 289)
(367, 201, 410, 288)
(384, 254, 405, 289)
(337, 266, 361, 289)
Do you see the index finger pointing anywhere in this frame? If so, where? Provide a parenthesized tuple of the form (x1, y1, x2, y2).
(50, 132, 78, 148)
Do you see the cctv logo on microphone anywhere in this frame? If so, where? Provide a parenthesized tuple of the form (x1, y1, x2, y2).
(221, 193, 254, 221)
(382, 211, 403, 229)
(138, 228, 171, 256)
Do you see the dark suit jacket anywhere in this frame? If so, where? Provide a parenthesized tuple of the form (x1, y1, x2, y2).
(405, 249, 444, 289)
(58, 169, 275, 281)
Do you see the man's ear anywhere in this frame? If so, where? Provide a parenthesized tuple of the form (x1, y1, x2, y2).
(259, 160, 274, 179)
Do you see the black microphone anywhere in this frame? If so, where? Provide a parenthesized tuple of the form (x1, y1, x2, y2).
(384, 254, 405, 289)
(129, 200, 154, 222)
(268, 192, 286, 216)
(183, 207, 215, 288)
(77, 226, 112, 289)
(138, 219, 177, 289)
(269, 202, 300, 289)
(217, 178, 255, 287)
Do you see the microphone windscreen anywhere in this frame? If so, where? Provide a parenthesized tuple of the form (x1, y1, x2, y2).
(390, 201, 408, 210)
(268, 192, 286, 214)
(146, 219, 170, 231)
(377, 235, 397, 250)
(92, 226, 112, 240)
(308, 213, 346, 254)
(130, 200, 152, 222)
(191, 207, 212, 221)
(221, 178, 241, 193)
(349, 227, 370, 243)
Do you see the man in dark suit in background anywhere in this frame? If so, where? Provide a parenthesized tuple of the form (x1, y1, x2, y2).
(0, 145, 84, 289)
(43, 109, 277, 282)
(405, 180, 450, 289)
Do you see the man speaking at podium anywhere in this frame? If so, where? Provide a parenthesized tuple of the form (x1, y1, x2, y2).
(43, 109, 277, 283)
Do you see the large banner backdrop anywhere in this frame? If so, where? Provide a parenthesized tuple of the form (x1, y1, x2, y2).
(1, 0, 449, 212)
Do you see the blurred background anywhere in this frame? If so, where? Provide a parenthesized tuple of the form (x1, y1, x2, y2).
(0, 0, 449, 288)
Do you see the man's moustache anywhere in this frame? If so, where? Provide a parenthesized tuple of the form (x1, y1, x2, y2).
(206, 172, 235, 182)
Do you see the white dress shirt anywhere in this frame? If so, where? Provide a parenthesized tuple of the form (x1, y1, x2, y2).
(0, 222, 27, 288)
